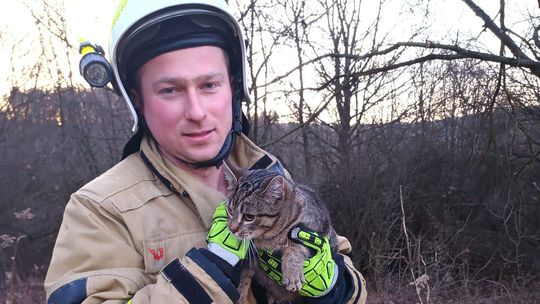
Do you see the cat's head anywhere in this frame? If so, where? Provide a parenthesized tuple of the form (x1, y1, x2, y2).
(224, 166, 293, 240)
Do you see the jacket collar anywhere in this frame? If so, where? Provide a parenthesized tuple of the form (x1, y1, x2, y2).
(139, 133, 277, 229)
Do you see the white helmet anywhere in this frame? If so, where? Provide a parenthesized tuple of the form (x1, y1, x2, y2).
(109, 0, 250, 131)
(107, 0, 251, 166)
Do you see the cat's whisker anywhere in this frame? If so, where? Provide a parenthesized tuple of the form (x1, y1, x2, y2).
(242, 238, 255, 268)
(243, 238, 252, 262)
(250, 239, 259, 266)
(249, 238, 258, 257)
(247, 237, 259, 270)
(243, 237, 254, 268)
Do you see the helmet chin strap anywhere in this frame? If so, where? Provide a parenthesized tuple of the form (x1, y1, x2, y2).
(185, 76, 243, 169)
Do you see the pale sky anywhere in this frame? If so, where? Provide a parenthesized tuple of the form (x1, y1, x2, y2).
(0, 0, 537, 114)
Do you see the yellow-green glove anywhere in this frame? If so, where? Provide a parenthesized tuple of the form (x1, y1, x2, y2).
(258, 226, 338, 297)
(207, 202, 249, 266)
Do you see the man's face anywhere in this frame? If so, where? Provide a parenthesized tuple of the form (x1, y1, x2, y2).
(136, 46, 233, 165)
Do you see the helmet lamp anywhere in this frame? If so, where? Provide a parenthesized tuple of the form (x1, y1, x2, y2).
(79, 41, 113, 88)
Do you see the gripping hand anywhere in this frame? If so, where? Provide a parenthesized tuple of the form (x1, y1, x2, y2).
(206, 202, 249, 266)
(258, 226, 338, 297)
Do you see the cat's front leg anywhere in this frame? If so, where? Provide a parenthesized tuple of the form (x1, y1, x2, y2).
(237, 267, 255, 304)
(281, 244, 310, 292)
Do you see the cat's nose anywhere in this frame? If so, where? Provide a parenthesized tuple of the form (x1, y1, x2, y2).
(228, 222, 239, 234)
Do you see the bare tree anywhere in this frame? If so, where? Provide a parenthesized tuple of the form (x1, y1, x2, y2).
(233, 0, 287, 143)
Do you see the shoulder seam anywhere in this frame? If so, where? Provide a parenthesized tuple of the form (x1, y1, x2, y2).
(77, 177, 158, 205)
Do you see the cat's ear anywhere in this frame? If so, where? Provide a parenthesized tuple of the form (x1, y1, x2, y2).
(262, 175, 286, 200)
(224, 161, 246, 194)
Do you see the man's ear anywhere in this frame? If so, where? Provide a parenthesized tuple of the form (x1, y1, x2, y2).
(130, 89, 143, 115)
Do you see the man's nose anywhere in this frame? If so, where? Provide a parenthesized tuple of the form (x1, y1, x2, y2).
(184, 89, 207, 121)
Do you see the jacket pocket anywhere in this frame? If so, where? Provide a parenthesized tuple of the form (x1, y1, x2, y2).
(142, 230, 207, 273)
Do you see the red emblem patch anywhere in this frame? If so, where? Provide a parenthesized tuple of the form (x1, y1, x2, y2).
(149, 247, 164, 261)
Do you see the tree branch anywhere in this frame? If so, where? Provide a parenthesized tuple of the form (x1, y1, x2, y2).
(260, 94, 333, 148)
(461, 0, 531, 62)
(394, 42, 540, 69)
(533, 25, 540, 50)
(261, 38, 540, 92)
(318, 50, 539, 92)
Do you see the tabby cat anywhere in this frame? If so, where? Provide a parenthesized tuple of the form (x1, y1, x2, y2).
(224, 165, 338, 304)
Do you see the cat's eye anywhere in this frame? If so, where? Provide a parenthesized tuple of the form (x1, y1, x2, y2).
(243, 214, 255, 222)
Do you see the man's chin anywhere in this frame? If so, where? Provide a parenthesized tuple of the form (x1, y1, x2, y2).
(180, 151, 221, 165)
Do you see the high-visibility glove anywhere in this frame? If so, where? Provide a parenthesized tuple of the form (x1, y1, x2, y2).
(258, 226, 339, 297)
(155, 202, 248, 302)
(206, 202, 249, 266)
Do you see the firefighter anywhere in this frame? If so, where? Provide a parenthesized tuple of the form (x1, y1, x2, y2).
(45, 0, 367, 303)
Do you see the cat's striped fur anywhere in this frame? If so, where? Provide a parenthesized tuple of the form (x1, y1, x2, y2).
(224, 166, 338, 304)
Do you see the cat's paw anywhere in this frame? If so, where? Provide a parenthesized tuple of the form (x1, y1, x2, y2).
(282, 271, 304, 292)
(266, 295, 278, 304)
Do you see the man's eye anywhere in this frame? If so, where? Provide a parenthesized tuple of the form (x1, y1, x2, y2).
(203, 82, 219, 90)
(159, 87, 176, 95)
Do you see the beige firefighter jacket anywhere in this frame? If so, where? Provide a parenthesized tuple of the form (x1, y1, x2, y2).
(45, 134, 367, 303)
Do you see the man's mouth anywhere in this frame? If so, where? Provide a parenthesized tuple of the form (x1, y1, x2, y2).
(184, 129, 213, 137)
(182, 129, 214, 142)
(187, 131, 209, 135)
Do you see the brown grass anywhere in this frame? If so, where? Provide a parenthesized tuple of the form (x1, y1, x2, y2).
(367, 278, 540, 304)
(1, 276, 46, 304)
(1, 275, 539, 303)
